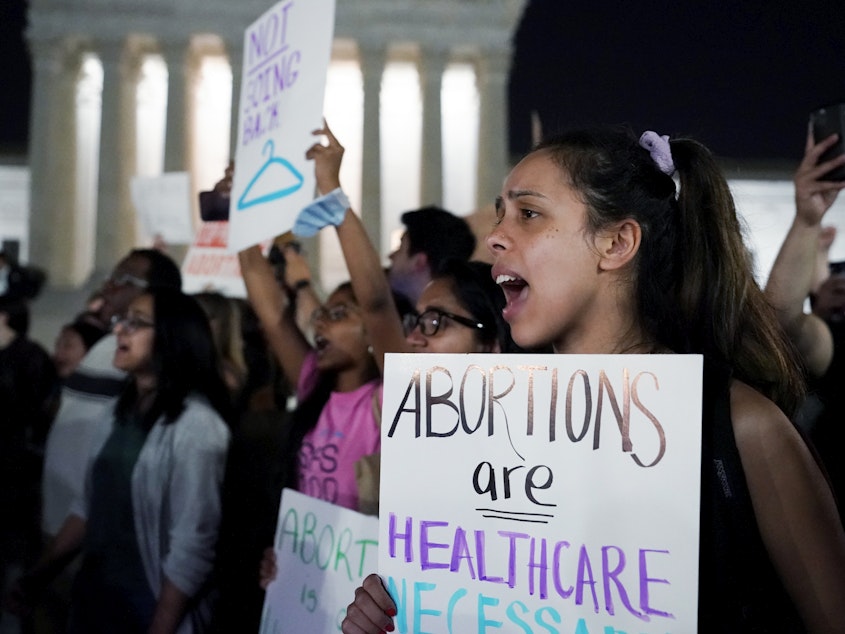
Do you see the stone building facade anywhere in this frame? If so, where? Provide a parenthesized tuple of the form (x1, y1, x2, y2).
(26, 0, 524, 287)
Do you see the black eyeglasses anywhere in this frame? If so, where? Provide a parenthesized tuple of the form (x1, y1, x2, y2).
(104, 273, 149, 289)
(403, 308, 485, 337)
(310, 304, 355, 326)
(111, 314, 155, 334)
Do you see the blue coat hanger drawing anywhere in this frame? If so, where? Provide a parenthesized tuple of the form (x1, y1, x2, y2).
(237, 139, 305, 211)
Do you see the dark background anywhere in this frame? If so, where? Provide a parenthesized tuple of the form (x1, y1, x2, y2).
(510, 0, 845, 162)
(0, 0, 31, 156)
(3, 0, 845, 162)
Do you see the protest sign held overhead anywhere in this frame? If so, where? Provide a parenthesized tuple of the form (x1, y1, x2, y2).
(229, 0, 336, 252)
(129, 172, 194, 244)
(181, 221, 248, 297)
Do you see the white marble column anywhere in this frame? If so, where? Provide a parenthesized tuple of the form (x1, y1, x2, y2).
(27, 39, 85, 286)
(161, 40, 194, 173)
(419, 48, 449, 206)
(475, 48, 511, 208)
(358, 44, 386, 248)
(94, 39, 139, 271)
(226, 40, 243, 159)
(159, 40, 197, 267)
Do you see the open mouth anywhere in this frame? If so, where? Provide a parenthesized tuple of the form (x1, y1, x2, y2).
(496, 273, 528, 301)
(495, 273, 529, 321)
(314, 334, 330, 352)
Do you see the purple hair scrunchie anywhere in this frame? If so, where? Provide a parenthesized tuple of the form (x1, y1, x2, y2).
(639, 131, 675, 176)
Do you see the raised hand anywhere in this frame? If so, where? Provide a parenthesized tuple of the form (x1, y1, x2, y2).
(305, 120, 344, 195)
(794, 127, 845, 227)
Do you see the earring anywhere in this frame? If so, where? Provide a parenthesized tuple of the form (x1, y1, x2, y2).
(367, 345, 374, 355)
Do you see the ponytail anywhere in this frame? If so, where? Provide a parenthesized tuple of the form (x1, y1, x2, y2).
(538, 127, 804, 416)
(671, 138, 804, 415)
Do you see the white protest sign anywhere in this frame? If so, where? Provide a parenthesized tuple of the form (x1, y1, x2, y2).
(181, 222, 247, 297)
(260, 488, 379, 633)
(229, 0, 336, 252)
(129, 172, 194, 244)
(379, 353, 703, 633)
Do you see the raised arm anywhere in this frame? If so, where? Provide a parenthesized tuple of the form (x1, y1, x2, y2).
(278, 240, 322, 336)
(238, 244, 311, 388)
(765, 128, 845, 376)
(301, 123, 408, 374)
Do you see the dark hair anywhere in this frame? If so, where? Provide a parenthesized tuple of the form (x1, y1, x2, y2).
(0, 297, 29, 335)
(401, 206, 475, 272)
(433, 259, 522, 353)
(279, 280, 381, 488)
(235, 298, 291, 412)
(535, 126, 804, 415)
(115, 287, 232, 428)
(130, 248, 182, 290)
(390, 289, 416, 321)
(193, 291, 247, 381)
(0, 261, 46, 301)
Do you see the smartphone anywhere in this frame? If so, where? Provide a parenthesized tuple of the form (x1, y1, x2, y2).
(810, 103, 845, 181)
(199, 190, 231, 222)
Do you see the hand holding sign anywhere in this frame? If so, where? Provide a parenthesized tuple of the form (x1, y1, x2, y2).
(259, 547, 277, 591)
(341, 574, 397, 634)
(228, 0, 336, 252)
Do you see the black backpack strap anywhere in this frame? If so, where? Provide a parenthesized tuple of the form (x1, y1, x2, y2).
(698, 362, 803, 632)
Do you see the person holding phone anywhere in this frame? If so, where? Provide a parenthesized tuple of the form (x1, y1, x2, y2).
(810, 104, 845, 181)
(766, 125, 845, 527)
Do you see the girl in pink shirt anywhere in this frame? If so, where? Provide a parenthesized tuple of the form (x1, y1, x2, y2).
(238, 243, 382, 513)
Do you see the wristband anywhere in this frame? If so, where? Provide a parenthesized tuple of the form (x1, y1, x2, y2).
(292, 188, 350, 237)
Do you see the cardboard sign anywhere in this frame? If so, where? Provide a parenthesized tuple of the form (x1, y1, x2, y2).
(129, 172, 195, 244)
(229, 0, 336, 252)
(379, 353, 703, 633)
(260, 488, 379, 633)
(181, 221, 248, 297)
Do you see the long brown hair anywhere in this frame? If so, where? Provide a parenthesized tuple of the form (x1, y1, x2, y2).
(536, 127, 804, 416)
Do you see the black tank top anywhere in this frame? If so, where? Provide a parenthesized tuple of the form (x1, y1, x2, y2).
(698, 361, 805, 632)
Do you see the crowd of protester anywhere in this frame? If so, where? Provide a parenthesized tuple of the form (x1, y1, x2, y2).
(0, 119, 844, 633)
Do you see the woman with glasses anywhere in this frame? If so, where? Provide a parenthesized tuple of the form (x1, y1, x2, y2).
(9, 287, 231, 633)
(403, 258, 519, 354)
(239, 246, 384, 514)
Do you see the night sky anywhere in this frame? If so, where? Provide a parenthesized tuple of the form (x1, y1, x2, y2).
(510, 0, 845, 162)
(3, 0, 845, 162)
(0, 0, 30, 155)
